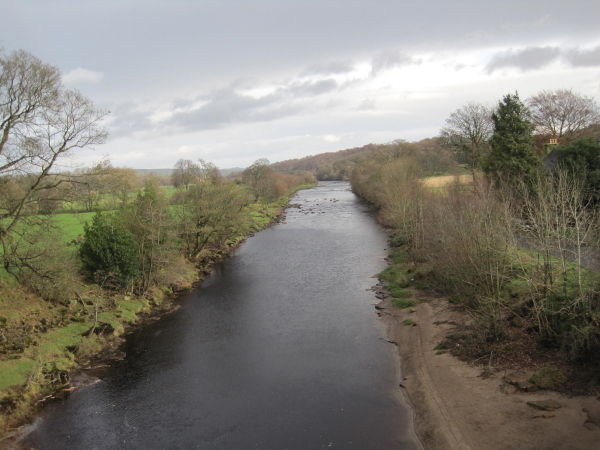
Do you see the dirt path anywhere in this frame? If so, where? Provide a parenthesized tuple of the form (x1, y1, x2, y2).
(379, 297, 600, 450)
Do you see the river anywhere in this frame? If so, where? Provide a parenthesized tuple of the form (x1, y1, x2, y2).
(20, 181, 421, 450)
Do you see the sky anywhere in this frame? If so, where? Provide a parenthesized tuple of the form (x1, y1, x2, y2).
(2, 0, 600, 170)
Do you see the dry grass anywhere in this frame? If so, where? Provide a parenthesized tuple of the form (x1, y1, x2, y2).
(423, 174, 473, 187)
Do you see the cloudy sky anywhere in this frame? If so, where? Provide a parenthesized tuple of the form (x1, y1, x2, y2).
(2, 0, 600, 169)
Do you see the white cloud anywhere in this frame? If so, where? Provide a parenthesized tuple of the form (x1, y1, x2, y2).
(62, 67, 104, 86)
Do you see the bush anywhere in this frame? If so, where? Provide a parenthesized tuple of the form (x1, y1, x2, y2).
(79, 213, 140, 288)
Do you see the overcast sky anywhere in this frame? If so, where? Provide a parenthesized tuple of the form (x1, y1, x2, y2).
(2, 0, 600, 169)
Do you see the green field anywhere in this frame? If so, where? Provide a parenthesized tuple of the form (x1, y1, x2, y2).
(54, 212, 96, 241)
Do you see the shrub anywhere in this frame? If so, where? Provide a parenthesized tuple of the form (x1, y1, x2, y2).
(79, 213, 140, 288)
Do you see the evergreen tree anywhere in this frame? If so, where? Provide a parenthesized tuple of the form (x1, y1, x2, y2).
(79, 213, 140, 288)
(483, 93, 540, 188)
(556, 137, 600, 204)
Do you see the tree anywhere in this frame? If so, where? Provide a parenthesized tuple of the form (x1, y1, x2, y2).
(68, 159, 113, 212)
(172, 159, 201, 190)
(439, 102, 494, 168)
(483, 93, 540, 188)
(79, 213, 140, 288)
(124, 179, 178, 294)
(242, 158, 272, 202)
(527, 89, 600, 144)
(0, 49, 108, 282)
(555, 137, 600, 204)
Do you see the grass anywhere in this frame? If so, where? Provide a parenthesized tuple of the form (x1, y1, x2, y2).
(53, 212, 95, 241)
(403, 318, 415, 326)
(392, 298, 414, 308)
(422, 174, 473, 188)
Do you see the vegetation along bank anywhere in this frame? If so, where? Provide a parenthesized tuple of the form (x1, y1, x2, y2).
(350, 92, 600, 449)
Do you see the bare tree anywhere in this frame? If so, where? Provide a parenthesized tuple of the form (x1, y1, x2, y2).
(243, 158, 272, 201)
(439, 102, 494, 169)
(197, 158, 223, 185)
(527, 89, 600, 144)
(0, 49, 108, 281)
(172, 159, 201, 190)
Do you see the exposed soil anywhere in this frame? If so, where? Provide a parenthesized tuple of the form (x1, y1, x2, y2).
(377, 294, 600, 450)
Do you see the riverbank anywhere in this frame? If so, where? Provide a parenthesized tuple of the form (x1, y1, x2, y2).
(10, 181, 420, 450)
(376, 288, 600, 450)
(0, 185, 314, 446)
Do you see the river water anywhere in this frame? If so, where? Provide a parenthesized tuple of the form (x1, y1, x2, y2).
(21, 181, 421, 450)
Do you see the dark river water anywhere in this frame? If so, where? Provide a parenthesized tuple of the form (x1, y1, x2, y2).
(21, 181, 421, 450)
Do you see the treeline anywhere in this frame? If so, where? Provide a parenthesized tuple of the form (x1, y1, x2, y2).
(352, 92, 600, 364)
(78, 157, 315, 296)
(270, 138, 455, 180)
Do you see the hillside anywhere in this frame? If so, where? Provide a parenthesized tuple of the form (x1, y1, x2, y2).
(270, 138, 455, 180)
(270, 144, 380, 180)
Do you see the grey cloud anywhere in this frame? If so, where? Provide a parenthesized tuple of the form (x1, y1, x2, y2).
(112, 78, 339, 136)
(286, 79, 338, 97)
(166, 79, 339, 132)
(303, 60, 355, 76)
(166, 86, 293, 131)
(371, 50, 422, 76)
(486, 46, 561, 73)
(486, 45, 600, 73)
(107, 101, 154, 139)
(564, 46, 600, 67)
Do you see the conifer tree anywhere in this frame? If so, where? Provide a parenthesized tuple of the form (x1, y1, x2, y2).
(483, 93, 540, 188)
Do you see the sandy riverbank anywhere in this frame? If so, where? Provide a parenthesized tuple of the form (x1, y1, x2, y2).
(378, 296, 600, 450)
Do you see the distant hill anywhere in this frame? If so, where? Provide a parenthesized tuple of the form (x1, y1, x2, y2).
(134, 168, 173, 177)
(269, 144, 380, 180)
(219, 167, 245, 176)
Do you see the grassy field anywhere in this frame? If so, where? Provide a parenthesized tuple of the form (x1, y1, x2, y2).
(54, 212, 96, 241)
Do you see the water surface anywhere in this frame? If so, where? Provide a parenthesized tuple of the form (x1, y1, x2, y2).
(22, 181, 421, 450)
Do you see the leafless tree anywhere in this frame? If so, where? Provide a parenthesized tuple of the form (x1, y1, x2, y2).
(526, 89, 600, 144)
(0, 49, 108, 280)
(172, 159, 201, 190)
(439, 102, 494, 169)
(243, 158, 272, 201)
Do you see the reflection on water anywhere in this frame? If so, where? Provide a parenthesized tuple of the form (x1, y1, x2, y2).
(22, 181, 421, 450)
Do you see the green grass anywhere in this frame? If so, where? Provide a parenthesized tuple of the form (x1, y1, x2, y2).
(0, 322, 92, 390)
(0, 359, 37, 391)
(403, 318, 415, 326)
(161, 185, 176, 196)
(53, 212, 95, 241)
(392, 298, 414, 308)
(389, 286, 411, 298)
